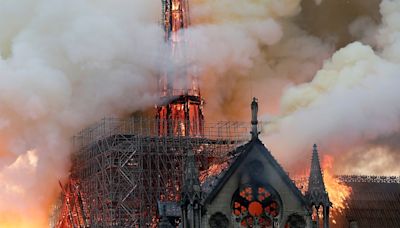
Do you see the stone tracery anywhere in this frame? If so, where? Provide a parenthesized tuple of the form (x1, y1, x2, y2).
(232, 184, 281, 227)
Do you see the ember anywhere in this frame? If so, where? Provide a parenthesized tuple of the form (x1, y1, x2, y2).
(199, 162, 229, 183)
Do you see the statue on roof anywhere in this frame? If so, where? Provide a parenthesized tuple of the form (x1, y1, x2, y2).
(251, 97, 260, 139)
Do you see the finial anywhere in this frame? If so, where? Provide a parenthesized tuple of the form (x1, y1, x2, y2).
(313, 144, 318, 151)
(251, 97, 259, 139)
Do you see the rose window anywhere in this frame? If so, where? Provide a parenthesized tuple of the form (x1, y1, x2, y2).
(232, 185, 281, 227)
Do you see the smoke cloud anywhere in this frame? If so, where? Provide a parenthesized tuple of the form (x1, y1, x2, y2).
(186, 0, 333, 121)
(0, 0, 162, 226)
(0, 0, 397, 226)
(264, 0, 400, 175)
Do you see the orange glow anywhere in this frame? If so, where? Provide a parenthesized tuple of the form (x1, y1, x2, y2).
(55, 179, 89, 228)
(199, 162, 229, 182)
(292, 155, 352, 224)
(157, 100, 204, 136)
(0, 209, 49, 228)
(0, 150, 56, 228)
(172, 0, 180, 11)
(322, 155, 352, 214)
(0, 218, 45, 228)
(248, 201, 263, 216)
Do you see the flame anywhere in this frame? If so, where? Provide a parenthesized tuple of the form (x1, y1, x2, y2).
(202, 155, 353, 217)
(293, 155, 352, 224)
(172, 0, 180, 11)
(321, 155, 352, 214)
(199, 162, 229, 183)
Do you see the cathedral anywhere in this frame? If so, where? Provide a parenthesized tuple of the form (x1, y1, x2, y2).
(158, 98, 331, 228)
(54, 0, 400, 225)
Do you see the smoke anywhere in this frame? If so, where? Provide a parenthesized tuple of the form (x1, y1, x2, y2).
(185, 0, 333, 121)
(0, 0, 398, 226)
(264, 0, 400, 175)
(337, 132, 400, 175)
(186, 0, 400, 176)
(0, 0, 162, 226)
(0, 0, 330, 224)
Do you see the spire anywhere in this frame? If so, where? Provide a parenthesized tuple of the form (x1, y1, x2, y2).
(181, 150, 203, 228)
(251, 97, 259, 139)
(181, 150, 202, 203)
(306, 144, 331, 228)
(306, 144, 330, 205)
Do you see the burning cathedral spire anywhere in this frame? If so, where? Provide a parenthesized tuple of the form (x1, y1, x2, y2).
(157, 0, 204, 136)
(51, 2, 251, 227)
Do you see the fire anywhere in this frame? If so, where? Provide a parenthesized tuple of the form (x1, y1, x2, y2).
(172, 0, 180, 11)
(321, 155, 352, 215)
(202, 155, 353, 219)
(199, 162, 229, 183)
(293, 155, 352, 224)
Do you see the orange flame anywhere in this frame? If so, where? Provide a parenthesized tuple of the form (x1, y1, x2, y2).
(199, 154, 353, 226)
(199, 162, 229, 183)
(171, 0, 181, 11)
(322, 155, 352, 215)
(293, 155, 352, 225)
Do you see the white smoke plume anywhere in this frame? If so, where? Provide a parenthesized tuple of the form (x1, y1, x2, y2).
(186, 0, 333, 121)
(0, 0, 162, 226)
(265, 0, 400, 175)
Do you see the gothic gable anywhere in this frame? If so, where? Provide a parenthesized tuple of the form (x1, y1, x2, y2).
(202, 139, 310, 227)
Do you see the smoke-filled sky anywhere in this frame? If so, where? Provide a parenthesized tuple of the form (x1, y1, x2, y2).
(0, 0, 398, 226)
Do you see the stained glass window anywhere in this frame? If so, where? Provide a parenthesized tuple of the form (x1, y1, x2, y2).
(232, 185, 281, 227)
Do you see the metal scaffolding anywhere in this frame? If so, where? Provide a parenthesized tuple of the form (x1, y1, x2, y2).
(56, 117, 251, 227)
